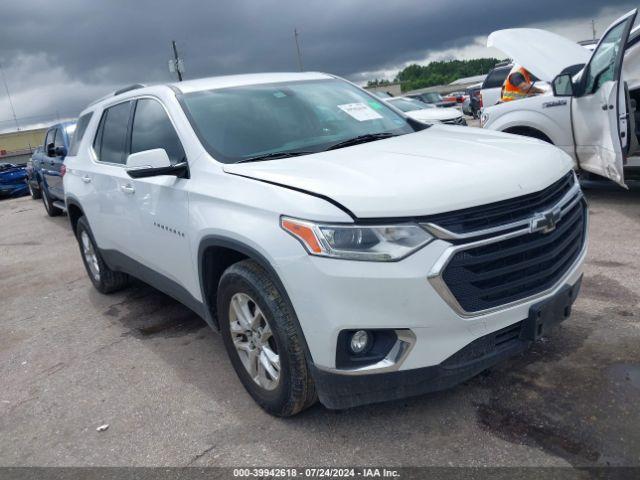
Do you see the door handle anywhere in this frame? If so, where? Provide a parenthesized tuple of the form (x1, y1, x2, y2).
(81, 175, 91, 183)
(120, 184, 135, 194)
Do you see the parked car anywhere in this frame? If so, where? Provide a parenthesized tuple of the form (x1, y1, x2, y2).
(442, 91, 467, 104)
(482, 9, 639, 186)
(32, 121, 76, 215)
(64, 72, 586, 416)
(0, 163, 29, 198)
(463, 83, 482, 118)
(25, 147, 43, 199)
(385, 96, 467, 125)
(407, 91, 457, 108)
(480, 62, 512, 109)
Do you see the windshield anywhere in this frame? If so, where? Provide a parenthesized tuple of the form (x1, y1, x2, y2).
(181, 79, 415, 163)
(388, 97, 430, 112)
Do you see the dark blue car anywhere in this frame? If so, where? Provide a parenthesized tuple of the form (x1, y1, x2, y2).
(29, 121, 76, 215)
(0, 163, 29, 199)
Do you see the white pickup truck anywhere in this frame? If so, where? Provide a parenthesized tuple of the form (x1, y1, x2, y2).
(482, 9, 640, 187)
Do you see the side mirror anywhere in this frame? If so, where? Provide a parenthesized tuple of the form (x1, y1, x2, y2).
(46, 142, 56, 157)
(126, 148, 189, 179)
(552, 74, 574, 97)
(54, 146, 67, 157)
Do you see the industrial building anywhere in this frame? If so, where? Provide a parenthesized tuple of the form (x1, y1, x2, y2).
(0, 127, 47, 164)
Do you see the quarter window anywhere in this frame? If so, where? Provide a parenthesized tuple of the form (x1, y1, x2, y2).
(131, 99, 185, 164)
(68, 113, 93, 156)
(93, 102, 132, 164)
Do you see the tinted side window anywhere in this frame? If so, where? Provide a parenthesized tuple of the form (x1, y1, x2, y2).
(54, 128, 65, 149)
(131, 99, 185, 164)
(69, 113, 94, 156)
(44, 129, 55, 148)
(95, 102, 131, 164)
(483, 67, 510, 89)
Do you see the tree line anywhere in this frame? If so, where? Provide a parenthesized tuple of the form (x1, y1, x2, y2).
(367, 58, 504, 92)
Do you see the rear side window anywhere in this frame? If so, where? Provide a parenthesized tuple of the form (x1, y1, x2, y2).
(93, 102, 132, 164)
(68, 113, 94, 156)
(131, 99, 185, 164)
(483, 67, 510, 89)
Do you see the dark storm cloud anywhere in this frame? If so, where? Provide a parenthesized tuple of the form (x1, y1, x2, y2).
(0, 0, 635, 122)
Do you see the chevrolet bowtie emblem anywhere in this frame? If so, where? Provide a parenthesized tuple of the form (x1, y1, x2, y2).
(530, 207, 562, 234)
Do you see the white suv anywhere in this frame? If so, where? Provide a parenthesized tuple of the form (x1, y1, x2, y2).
(64, 72, 587, 416)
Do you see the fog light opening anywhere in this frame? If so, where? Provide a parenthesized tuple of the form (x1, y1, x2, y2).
(349, 330, 370, 355)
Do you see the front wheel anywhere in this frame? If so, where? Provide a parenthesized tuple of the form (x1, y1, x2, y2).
(28, 180, 41, 199)
(217, 260, 316, 416)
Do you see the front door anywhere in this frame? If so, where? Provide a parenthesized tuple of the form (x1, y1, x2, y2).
(124, 98, 197, 297)
(572, 9, 637, 187)
(46, 127, 66, 198)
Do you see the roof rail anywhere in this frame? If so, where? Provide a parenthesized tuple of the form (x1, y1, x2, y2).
(113, 84, 146, 96)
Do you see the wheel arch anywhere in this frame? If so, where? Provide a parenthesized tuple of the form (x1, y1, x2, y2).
(197, 235, 315, 364)
(503, 125, 554, 144)
(65, 195, 85, 235)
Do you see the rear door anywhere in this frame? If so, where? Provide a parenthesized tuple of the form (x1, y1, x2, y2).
(572, 10, 637, 186)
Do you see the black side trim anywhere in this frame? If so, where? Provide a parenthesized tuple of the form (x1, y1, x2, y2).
(100, 249, 212, 327)
(226, 172, 357, 220)
(197, 235, 316, 365)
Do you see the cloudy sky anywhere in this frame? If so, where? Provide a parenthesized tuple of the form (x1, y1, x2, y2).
(0, 0, 635, 131)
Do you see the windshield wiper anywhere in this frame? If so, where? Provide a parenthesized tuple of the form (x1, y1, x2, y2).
(325, 132, 397, 151)
(235, 150, 314, 164)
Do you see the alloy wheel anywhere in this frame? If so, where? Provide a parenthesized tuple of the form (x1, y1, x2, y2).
(81, 230, 101, 281)
(228, 292, 280, 390)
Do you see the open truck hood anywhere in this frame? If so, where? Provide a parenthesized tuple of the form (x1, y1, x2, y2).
(223, 126, 572, 218)
(487, 28, 591, 82)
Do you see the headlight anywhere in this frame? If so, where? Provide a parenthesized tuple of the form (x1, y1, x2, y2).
(480, 112, 489, 126)
(281, 217, 433, 261)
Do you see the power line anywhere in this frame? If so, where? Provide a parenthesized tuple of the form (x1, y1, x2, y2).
(0, 62, 20, 131)
(294, 28, 304, 72)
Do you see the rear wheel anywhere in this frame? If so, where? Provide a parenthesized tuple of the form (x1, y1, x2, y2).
(217, 260, 316, 416)
(75, 216, 130, 294)
(40, 182, 62, 216)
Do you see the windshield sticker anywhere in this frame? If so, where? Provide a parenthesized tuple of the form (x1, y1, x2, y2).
(368, 100, 383, 110)
(273, 91, 287, 98)
(338, 103, 383, 121)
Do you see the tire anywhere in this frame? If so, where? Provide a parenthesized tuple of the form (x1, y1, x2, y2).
(217, 259, 316, 416)
(75, 216, 130, 294)
(28, 180, 41, 199)
(40, 182, 62, 216)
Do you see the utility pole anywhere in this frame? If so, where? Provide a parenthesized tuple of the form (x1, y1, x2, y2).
(169, 40, 184, 81)
(591, 20, 596, 40)
(0, 62, 20, 131)
(294, 28, 304, 72)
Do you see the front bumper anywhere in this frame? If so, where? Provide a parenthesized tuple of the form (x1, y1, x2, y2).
(312, 275, 582, 409)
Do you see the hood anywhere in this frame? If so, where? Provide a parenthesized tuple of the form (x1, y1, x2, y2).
(406, 108, 462, 122)
(488, 28, 590, 81)
(223, 126, 572, 218)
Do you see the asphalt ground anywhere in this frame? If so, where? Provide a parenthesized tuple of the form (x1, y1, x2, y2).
(0, 181, 639, 469)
